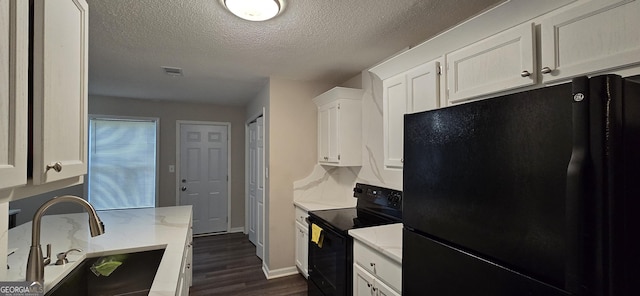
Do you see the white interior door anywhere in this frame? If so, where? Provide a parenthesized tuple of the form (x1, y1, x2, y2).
(179, 123, 229, 235)
(256, 116, 265, 259)
(248, 121, 257, 244)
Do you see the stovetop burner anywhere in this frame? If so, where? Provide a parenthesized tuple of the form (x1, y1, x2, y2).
(308, 183, 403, 234)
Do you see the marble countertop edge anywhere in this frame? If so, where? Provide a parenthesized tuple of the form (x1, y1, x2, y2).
(4, 206, 192, 295)
(348, 223, 403, 264)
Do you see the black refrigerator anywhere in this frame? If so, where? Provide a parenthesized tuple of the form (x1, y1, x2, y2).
(402, 74, 639, 296)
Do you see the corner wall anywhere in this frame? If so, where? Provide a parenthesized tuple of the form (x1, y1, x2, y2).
(266, 78, 333, 271)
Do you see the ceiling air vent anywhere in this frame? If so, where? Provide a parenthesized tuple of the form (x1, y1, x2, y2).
(162, 66, 183, 76)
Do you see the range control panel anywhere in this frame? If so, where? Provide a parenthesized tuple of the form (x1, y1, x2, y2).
(353, 183, 402, 209)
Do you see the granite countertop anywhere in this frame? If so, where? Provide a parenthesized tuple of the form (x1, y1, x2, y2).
(348, 223, 403, 264)
(5, 206, 192, 295)
(293, 199, 356, 212)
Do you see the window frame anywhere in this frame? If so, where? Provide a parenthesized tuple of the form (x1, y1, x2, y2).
(85, 114, 160, 210)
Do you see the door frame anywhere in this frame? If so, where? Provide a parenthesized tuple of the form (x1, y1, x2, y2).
(176, 120, 232, 233)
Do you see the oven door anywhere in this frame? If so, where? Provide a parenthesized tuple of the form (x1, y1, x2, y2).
(308, 217, 348, 296)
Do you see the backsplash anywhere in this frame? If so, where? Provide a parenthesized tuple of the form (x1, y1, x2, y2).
(293, 70, 403, 202)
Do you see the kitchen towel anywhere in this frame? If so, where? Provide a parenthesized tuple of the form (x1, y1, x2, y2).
(311, 223, 324, 248)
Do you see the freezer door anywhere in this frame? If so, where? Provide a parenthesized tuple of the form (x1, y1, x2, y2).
(403, 82, 573, 286)
(403, 229, 570, 296)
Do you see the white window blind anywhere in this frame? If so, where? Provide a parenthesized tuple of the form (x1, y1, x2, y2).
(88, 117, 158, 210)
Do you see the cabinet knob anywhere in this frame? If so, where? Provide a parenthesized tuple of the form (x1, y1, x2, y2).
(541, 67, 553, 74)
(520, 70, 531, 77)
(46, 162, 63, 173)
(181, 186, 187, 191)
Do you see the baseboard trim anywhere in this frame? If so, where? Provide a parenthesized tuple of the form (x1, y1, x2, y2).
(229, 227, 244, 233)
(262, 263, 299, 279)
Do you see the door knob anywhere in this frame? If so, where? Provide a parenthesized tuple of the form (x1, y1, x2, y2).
(181, 186, 187, 191)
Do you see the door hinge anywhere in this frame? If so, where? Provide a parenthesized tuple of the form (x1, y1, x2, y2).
(338, 154, 340, 160)
(337, 103, 340, 110)
(437, 65, 442, 75)
(227, 175, 229, 181)
(226, 216, 228, 223)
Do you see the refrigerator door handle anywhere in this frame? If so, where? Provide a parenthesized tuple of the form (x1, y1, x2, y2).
(565, 76, 591, 295)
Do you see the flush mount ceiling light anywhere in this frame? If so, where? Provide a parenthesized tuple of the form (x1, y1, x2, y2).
(223, 0, 283, 21)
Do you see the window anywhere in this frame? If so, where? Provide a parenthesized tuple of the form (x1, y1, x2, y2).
(88, 116, 158, 210)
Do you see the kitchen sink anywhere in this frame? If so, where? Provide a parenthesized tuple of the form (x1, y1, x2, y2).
(45, 248, 165, 296)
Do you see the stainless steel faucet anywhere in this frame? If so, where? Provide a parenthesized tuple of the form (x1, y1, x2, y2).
(26, 195, 105, 284)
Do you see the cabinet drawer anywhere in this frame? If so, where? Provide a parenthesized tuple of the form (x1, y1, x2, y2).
(353, 240, 401, 292)
(295, 206, 308, 224)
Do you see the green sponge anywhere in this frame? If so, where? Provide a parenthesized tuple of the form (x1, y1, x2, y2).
(90, 255, 127, 277)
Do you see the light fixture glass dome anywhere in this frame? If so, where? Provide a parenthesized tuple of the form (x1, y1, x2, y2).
(224, 0, 282, 22)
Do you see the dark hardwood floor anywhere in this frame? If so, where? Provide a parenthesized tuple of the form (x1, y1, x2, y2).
(189, 233, 308, 296)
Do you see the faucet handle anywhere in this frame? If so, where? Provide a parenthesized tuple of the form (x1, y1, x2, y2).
(55, 248, 82, 265)
(43, 244, 52, 266)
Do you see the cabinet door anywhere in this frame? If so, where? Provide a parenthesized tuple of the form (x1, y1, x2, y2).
(407, 59, 441, 113)
(446, 22, 536, 104)
(31, 0, 89, 184)
(301, 223, 308, 276)
(383, 73, 407, 169)
(0, 0, 28, 189)
(375, 278, 401, 296)
(318, 103, 339, 164)
(354, 264, 376, 296)
(295, 221, 309, 277)
(540, 0, 640, 83)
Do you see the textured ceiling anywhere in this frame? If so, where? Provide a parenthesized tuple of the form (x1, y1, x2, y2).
(87, 0, 503, 105)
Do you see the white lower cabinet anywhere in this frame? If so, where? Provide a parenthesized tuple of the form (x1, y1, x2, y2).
(295, 220, 309, 277)
(353, 240, 401, 295)
(294, 206, 309, 277)
(177, 217, 193, 295)
(354, 263, 400, 296)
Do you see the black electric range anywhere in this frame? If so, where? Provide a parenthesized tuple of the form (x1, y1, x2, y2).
(307, 183, 402, 296)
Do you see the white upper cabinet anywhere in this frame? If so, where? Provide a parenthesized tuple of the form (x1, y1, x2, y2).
(31, 0, 89, 184)
(0, 0, 28, 190)
(383, 58, 442, 169)
(1, 0, 88, 197)
(313, 87, 364, 167)
(446, 22, 536, 104)
(540, 0, 640, 83)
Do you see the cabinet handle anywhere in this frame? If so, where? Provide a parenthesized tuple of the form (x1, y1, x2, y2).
(46, 162, 63, 173)
(520, 70, 531, 77)
(541, 67, 553, 74)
